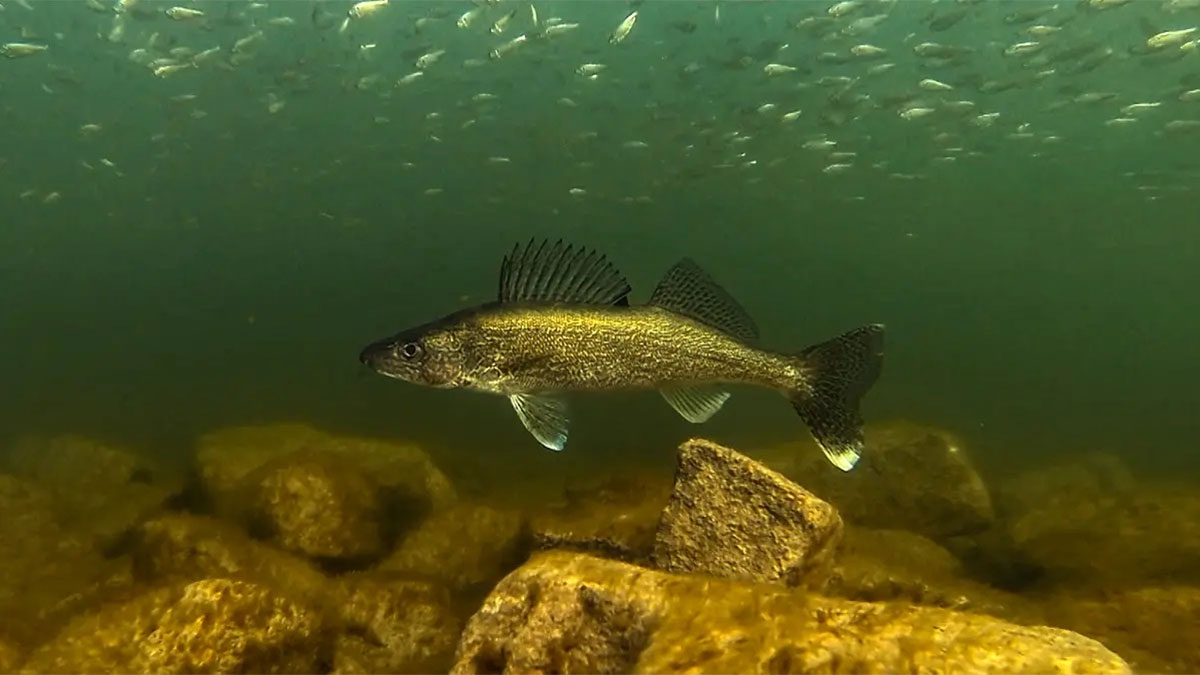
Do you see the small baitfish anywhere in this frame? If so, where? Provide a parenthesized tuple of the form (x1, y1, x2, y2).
(360, 240, 884, 470)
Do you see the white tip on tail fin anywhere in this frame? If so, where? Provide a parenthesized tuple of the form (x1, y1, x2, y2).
(789, 324, 885, 472)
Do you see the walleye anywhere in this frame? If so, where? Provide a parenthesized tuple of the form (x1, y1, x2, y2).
(360, 240, 884, 470)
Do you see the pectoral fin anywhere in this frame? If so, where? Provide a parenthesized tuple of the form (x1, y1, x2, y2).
(509, 393, 570, 451)
(660, 385, 730, 423)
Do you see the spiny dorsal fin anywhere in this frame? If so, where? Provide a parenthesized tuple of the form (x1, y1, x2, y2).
(498, 239, 632, 306)
(649, 258, 759, 342)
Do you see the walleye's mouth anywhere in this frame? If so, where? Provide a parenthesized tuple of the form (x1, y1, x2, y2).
(358, 340, 396, 373)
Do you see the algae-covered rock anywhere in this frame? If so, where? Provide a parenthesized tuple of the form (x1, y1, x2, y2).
(379, 501, 528, 593)
(247, 451, 385, 560)
(1042, 586, 1200, 674)
(132, 513, 333, 609)
(0, 473, 132, 646)
(827, 526, 1036, 621)
(451, 551, 1130, 674)
(195, 424, 456, 556)
(768, 421, 995, 539)
(3, 434, 181, 551)
(333, 573, 460, 674)
(652, 438, 842, 588)
(22, 578, 326, 673)
(530, 472, 670, 563)
(993, 456, 1200, 589)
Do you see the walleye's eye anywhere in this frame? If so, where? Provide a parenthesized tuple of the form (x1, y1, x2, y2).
(399, 342, 422, 359)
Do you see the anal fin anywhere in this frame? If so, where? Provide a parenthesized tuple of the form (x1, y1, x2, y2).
(660, 385, 730, 423)
(509, 393, 570, 451)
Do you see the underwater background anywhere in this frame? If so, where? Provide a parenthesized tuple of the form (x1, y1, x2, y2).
(4, 1, 1200, 672)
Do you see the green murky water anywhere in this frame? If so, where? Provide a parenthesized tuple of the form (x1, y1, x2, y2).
(2, 0, 1199, 488)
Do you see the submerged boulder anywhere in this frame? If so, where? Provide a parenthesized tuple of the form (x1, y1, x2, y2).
(195, 423, 457, 561)
(247, 451, 385, 560)
(997, 457, 1200, 589)
(133, 514, 464, 673)
(451, 551, 1130, 674)
(132, 513, 334, 610)
(652, 438, 842, 589)
(2, 434, 181, 552)
(764, 421, 995, 540)
(21, 578, 326, 674)
(1042, 585, 1200, 674)
(530, 472, 671, 564)
(827, 526, 1037, 621)
(379, 501, 528, 593)
(333, 573, 461, 674)
(0, 473, 132, 647)
(995, 452, 1136, 517)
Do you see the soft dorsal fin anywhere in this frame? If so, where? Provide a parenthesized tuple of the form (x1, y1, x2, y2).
(498, 239, 632, 306)
(649, 258, 759, 342)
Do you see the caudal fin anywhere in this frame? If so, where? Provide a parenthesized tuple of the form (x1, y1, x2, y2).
(789, 324, 885, 472)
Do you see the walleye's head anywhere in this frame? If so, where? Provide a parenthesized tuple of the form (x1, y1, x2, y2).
(359, 321, 467, 388)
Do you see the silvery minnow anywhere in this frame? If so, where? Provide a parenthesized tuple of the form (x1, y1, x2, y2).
(359, 239, 884, 470)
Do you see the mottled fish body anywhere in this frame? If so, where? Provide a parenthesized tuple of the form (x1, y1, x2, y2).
(360, 240, 884, 470)
(426, 303, 801, 394)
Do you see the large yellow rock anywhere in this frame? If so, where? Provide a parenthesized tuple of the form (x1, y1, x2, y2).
(22, 578, 326, 674)
(451, 551, 1130, 675)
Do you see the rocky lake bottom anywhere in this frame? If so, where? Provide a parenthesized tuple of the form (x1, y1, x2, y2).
(1, 421, 1197, 673)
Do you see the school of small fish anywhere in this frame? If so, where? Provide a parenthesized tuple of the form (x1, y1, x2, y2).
(2, 0, 1200, 207)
